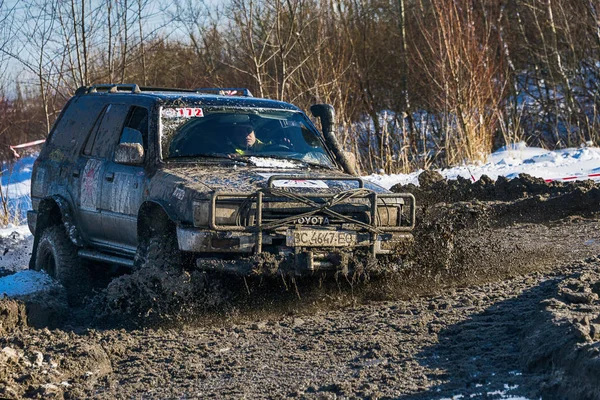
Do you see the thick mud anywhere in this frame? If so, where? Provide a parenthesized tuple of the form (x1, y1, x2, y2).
(2, 174, 600, 398)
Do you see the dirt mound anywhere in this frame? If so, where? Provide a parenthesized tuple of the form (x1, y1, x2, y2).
(0, 272, 69, 329)
(393, 172, 599, 207)
(0, 299, 108, 399)
(390, 173, 600, 290)
(0, 326, 113, 399)
(520, 259, 600, 399)
(0, 299, 27, 335)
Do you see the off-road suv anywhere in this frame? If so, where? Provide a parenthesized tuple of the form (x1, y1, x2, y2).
(28, 84, 415, 292)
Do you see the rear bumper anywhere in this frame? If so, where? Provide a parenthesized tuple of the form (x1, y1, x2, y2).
(27, 210, 37, 236)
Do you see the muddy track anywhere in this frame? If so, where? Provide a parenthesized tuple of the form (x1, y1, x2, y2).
(2, 174, 600, 399)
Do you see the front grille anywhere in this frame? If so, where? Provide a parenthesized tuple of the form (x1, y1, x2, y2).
(231, 197, 373, 228)
(260, 204, 371, 226)
(207, 190, 415, 233)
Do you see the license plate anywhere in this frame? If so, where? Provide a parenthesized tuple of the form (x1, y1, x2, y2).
(286, 229, 357, 247)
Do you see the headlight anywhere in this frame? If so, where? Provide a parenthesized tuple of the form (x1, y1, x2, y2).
(193, 201, 241, 227)
(376, 205, 400, 227)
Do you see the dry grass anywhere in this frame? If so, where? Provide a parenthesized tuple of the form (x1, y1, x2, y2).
(0, 170, 24, 227)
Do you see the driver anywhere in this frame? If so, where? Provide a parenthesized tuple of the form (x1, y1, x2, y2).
(228, 124, 266, 155)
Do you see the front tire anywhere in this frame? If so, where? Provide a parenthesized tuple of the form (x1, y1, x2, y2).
(135, 233, 186, 271)
(34, 225, 92, 303)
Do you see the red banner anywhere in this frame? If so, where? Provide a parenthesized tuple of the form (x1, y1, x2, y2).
(9, 139, 46, 158)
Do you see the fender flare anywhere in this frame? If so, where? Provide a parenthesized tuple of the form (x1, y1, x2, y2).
(36, 195, 84, 246)
(30, 195, 84, 269)
(137, 200, 179, 239)
(52, 195, 85, 246)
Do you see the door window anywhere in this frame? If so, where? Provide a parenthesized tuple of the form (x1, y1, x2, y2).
(119, 106, 148, 148)
(88, 104, 129, 158)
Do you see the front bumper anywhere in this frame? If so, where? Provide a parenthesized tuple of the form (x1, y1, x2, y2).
(176, 225, 413, 275)
(176, 226, 413, 255)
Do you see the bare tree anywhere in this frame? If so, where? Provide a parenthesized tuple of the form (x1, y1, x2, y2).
(412, 0, 506, 164)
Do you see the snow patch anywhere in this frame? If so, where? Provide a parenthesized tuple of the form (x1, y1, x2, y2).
(248, 157, 299, 168)
(0, 270, 59, 297)
(364, 144, 600, 189)
(0, 225, 32, 238)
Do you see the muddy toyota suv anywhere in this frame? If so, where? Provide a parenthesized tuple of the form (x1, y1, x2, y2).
(28, 84, 415, 290)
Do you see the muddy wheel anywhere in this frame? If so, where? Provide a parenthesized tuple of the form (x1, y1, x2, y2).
(34, 225, 92, 303)
(135, 233, 187, 271)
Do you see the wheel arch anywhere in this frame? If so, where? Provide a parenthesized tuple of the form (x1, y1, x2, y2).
(137, 200, 178, 241)
(30, 195, 84, 269)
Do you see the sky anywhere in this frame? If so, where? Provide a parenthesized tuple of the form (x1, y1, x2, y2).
(0, 0, 191, 92)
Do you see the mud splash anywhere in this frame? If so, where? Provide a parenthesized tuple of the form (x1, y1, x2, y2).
(74, 173, 600, 328)
(86, 265, 233, 328)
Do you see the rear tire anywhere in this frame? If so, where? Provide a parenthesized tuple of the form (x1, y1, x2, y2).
(34, 225, 92, 303)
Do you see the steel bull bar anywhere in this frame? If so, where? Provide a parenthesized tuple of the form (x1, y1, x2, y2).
(208, 176, 416, 257)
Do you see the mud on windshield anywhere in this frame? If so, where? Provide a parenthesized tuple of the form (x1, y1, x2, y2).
(159, 106, 336, 168)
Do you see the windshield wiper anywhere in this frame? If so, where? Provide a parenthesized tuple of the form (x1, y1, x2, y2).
(168, 153, 248, 165)
(300, 160, 336, 170)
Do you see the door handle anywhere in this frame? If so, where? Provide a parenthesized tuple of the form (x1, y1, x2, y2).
(105, 172, 115, 182)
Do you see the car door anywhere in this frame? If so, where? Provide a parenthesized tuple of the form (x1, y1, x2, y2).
(76, 103, 130, 244)
(98, 105, 149, 251)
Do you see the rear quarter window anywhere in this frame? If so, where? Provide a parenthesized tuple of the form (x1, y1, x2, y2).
(46, 96, 107, 158)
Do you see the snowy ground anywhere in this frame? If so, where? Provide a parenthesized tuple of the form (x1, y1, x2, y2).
(0, 155, 40, 297)
(366, 142, 600, 189)
(1, 155, 35, 225)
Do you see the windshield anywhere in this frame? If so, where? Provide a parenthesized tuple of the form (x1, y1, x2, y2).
(160, 106, 336, 168)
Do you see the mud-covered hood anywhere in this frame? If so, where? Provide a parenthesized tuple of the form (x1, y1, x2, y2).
(157, 163, 389, 194)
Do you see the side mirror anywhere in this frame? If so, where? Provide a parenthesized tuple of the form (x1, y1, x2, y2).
(121, 127, 143, 144)
(115, 143, 145, 165)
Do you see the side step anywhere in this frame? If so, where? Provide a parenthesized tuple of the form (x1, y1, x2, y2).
(78, 249, 134, 267)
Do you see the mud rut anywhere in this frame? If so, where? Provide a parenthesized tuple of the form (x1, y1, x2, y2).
(2, 173, 600, 399)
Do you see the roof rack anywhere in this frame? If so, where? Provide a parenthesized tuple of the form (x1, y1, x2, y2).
(87, 84, 142, 94)
(75, 84, 254, 97)
(195, 88, 254, 97)
(76, 84, 198, 95)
